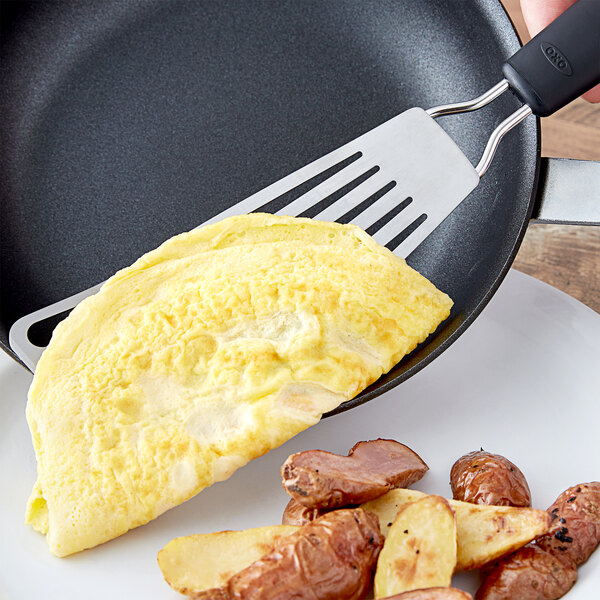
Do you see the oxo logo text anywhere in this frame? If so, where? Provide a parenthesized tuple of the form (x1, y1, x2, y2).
(541, 42, 573, 76)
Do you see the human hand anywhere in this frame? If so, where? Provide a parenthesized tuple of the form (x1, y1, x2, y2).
(520, 0, 600, 102)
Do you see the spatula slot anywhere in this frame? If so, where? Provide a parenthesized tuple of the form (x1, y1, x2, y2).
(27, 309, 73, 348)
(385, 214, 428, 252)
(251, 152, 362, 215)
(336, 181, 397, 225)
(366, 196, 412, 236)
(298, 166, 380, 219)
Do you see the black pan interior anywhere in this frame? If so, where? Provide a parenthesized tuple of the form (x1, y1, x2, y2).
(0, 0, 537, 410)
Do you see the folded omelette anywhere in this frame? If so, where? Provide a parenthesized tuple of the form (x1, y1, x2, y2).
(25, 214, 452, 556)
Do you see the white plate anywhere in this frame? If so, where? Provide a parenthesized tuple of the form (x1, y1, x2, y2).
(1, 269, 599, 599)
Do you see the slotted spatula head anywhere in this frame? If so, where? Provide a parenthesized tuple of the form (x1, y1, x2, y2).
(9, 107, 480, 370)
(9, 66, 538, 375)
(203, 107, 480, 257)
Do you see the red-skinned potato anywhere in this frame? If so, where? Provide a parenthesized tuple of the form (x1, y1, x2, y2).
(188, 508, 384, 600)
(537, 481, 600, 566)
(475, 544, 577, 600)
(281, 439, 428, 510)
(450, 451, 531, 507)
(381, 589, 472, 600)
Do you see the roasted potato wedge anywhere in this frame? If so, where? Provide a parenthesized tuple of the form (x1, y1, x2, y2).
(187, 509, 383, 600)
(450, 450, 531, 507)
(281, 439, 428, 509)
(452, 498, 551, 571)
(537, 481, 600, 566)
(158, 525, 298, 594)
(362, 489, 551, 570)
(475, 544, 577, 600)
(382, 588, 472, 600)
(362, 489, 430, 537)
(374, 495, 457, 598)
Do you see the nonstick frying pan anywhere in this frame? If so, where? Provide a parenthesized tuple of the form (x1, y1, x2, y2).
(0, 0, 598, 414)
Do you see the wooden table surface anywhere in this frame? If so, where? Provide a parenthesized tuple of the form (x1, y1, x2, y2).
(501, 0, 599, 312)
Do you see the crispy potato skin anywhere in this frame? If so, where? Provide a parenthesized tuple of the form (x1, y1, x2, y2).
(281, 439, 428, 510)
(537, 482, 600, 566)
(189, 509, 384, 600)
(381, 588, 472, 600)
(281, 498, 328, 526)
(450, 451, 531, 508)
(475, 544, 577, 600)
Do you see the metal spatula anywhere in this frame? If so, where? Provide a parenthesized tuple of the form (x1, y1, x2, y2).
(10, 0, 600, 371)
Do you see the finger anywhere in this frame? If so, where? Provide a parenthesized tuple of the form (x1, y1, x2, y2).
(583, 87, 600, 103)
(520, 0, 578, 36)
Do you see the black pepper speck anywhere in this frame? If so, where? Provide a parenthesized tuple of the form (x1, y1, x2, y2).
(555, 527, 573, 543)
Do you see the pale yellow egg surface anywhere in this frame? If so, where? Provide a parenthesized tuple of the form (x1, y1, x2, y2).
(25, 214, 452, 556)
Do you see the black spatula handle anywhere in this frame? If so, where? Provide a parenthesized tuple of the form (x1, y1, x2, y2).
(502, 0, 600, 117)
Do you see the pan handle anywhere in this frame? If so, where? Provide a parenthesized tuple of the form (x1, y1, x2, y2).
(502, 0, 600, 117)
(532, 158, 600, 225)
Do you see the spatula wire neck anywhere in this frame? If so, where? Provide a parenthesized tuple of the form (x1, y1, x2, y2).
(426, 79, 533, 178)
